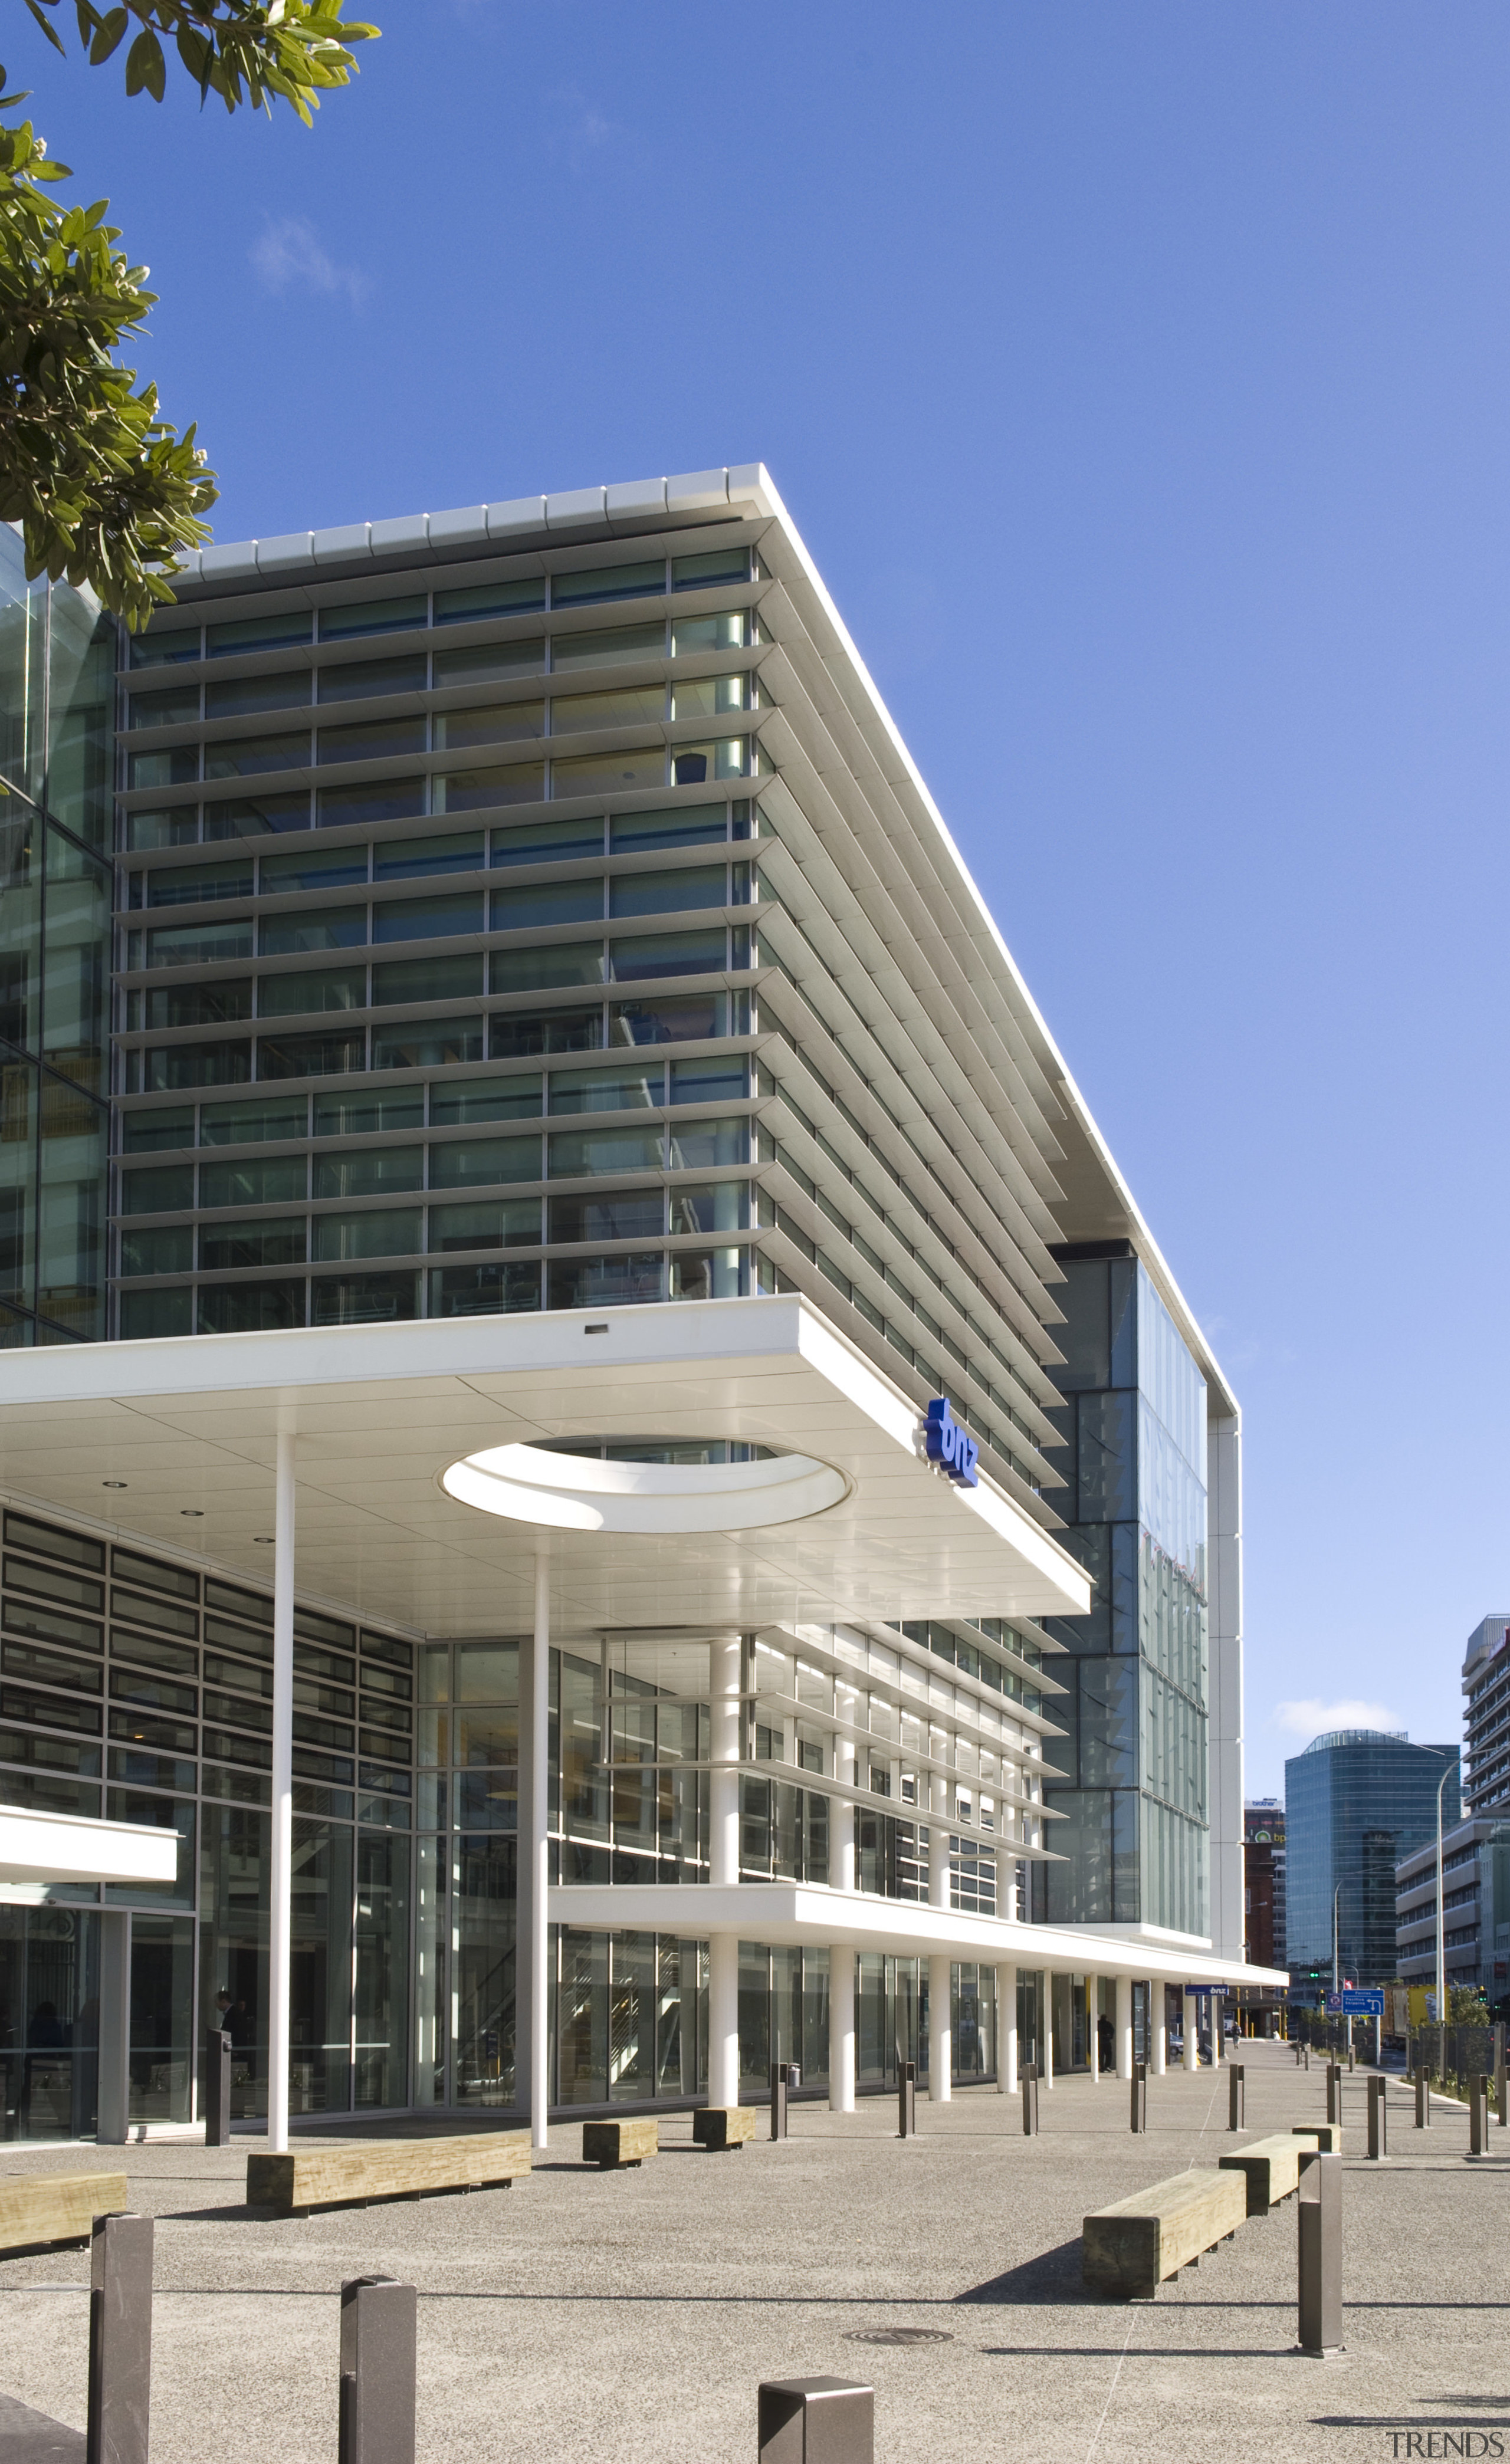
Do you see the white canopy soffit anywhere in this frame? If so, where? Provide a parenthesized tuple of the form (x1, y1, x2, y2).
(0, 1297, 1091, 1639)
(0, 1802, 179, 1888)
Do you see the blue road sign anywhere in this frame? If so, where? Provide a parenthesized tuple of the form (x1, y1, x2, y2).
(1340, 1989, 1383, 2016)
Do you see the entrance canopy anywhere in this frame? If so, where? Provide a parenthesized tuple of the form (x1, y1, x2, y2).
(0, 1296, 1091, 1638)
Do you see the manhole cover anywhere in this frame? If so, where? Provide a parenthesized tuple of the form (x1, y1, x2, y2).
(843, 2328, 954, 2347)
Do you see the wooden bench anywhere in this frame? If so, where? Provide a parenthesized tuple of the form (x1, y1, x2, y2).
(1218, 2130, 1322, 2216)
(582, 2117, 658, 2169)
(246, 2131, 530, 2217)
(1292, 2123, 1341, 2153)
(692, 2105, 757, 2151)
(1082, 2167, 1248, 2301)
(0, 2170, 127, 2254)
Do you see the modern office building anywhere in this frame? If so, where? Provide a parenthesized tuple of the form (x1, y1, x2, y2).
(1243, 1798, 1285, 1972)
(1285, 1729, 1459, 1994)
(0, 468, 1275, 2142)
(1462, 1617, 1510, 1816)
(1395, 1817, 1510, 2011)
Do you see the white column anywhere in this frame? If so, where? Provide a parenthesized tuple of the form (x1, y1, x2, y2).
(995, 1837, 1017, 1926)
(1117, 1975, 1134, 2080)
(928, 1952, 951, 2102)
(1208, 1414, 1246, 1963)
(1152, 1983, 1167, 2075)
(1043, 1975, 1055, 2088)
(708, 1636, 741, 2108)
(1088, 1975, 1101, 2080)
(1210, 1992, 1222, 2069)
(527, 1545, 550, 2151)
(834, 1727, 857, 1895)
(267, 1428, 295, 2153)
(1183, 1987, 1199, 2072)
(828, 1946, 855, 2113)
(996, 1962, 1017, 2094)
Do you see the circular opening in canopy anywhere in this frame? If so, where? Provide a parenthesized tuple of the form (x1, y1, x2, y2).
(441, 1438, 850, 1534)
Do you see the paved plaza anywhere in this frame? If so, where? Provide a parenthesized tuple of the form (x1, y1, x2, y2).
(0, 2041, 1504, 2464)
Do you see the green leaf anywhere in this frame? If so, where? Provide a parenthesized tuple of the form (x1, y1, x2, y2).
(123, 27, 165, 100)
(87, 9, 129, 65)
(21, 0, 67, 55)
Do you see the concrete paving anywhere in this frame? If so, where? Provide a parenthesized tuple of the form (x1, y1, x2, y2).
(0, 2041, 1505, 2464)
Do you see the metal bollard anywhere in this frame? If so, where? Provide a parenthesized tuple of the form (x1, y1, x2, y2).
(1294, 2041, 1301, 2066)
(1020, 2061, 1039, 2137)
(1366, 2073, 1387, 2160)
(759, 2377, 874, 2464)
(1414, 2065, 1430, 2130)
(1326, 2061, 1341, 2125)
(339, 2276, 416, 2464)
(1304, 2044, 1310, 2071)
(1227, 2064, 1245, 2131)
(1495, 2024, 1506, 2128)
(1469, 2074, 1488, 2159)
(896, 2060, 916, 2140)
(770, 2062, 790, 2143)
(1129, 2060, 1146, 2134)
(87, 2212, 152, 2464)
(203, 2028, 232, 2148)
(1295, 2149, 1344, 2357)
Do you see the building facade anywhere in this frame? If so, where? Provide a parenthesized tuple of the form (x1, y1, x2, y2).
(0, 468, 1272, 2141)
(1462, 1617, 1510, 1816)
(1243, 1798, 1285, 1972)
(1285, 1729, 1459, 1994)
(1395, 1818, 1510, 2013)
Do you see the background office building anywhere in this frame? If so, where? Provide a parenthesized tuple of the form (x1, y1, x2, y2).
(1243, 1798, 1285, 1972)
(1462, 1616, 1510, 1816)
(1285, 1729, 1459, 1994)
(0, 469, 1270, 2140)
(1395, 1819, 1510, 2012)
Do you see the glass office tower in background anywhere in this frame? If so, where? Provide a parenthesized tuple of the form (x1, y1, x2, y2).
(1285, 1728, 1459, 1992)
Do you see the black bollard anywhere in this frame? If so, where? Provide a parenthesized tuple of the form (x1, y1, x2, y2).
(87, 2212, 152, 2464)
(1495, 2025, 1506, 2130)
(1129, 2060, 1146, 2134)
(339, 2276, 416, 2464)
(1469, 2074, 1488, 2159)
(897, 2060, 916, 2140)
(1295, 2149, 1344, 2357)
(1366, 2073, 1387, 2160)
(1414, 2064, 1430, 2130)
(1227, 2064, 1245, 2131)
(1021, 2061, 1039, 2137)
(770, 2063, 789, 2142)
(759, 2377, 874, 2464)
(204, 2029, 232, 2148)
(1326, 2061, 1341, 2126)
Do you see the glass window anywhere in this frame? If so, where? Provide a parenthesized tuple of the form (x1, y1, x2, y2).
(371, 1017, 483, 1071)
(317, 778, 426, 829)
(126, 809, 199, 852)
(119, 1287, 192, 1336)
(671, 548, 750, 590)
(313, 1087, 423, 1138)
(203, 792, 310, 839)
(37, 1078, 105, 1335)
(200, 1154, 308, 1209)
(434, 579, 544, 625)
(119, 1224, 193, 1277)
(128, 746, 198, 790)
(206, 672, 310, 720)
(610, 993, 727, 1044)
(129, 684, 200, 730)
(311, 1270, 418, 1328)
(43, 830, 109, 1094)
(547, 1253, 662, 1307)
(433, 640, 545, 688)
(429, 1260, 539, 1318)
(434, 703, 543, 751)
(549, 684, 664, 734)
(203, 734, 310, 779)
(199, 1218, 307, 1271)
(206, 610, 313, 657)
(610, 864, 726, 919)
(49, 597, 114, 850)
(144, 1041, 251, 1090)
(130, 616, 202, 666)
(143, 981, 252, 1029)
(434, 763, 543, 813)
(312, 1208, 421, 1262)
(552, 561, 664, 609)
(317, 596, 427, 641)
(428, 1135, 540, 1189)
(671, 610, 750, 656)
(258, 906, 367, 956)
(145, 919, 253, 968)
(669, 1182, 748, 1235)
(317, 655, 426, 703)
(314, 1147, 422, 1200)
(671, 740, 747, 786)
(547, 1063, 663, 1115)
(610, 804, 726, 853)
(260, 845, 368, 892)
(670, 674, 751, 720)
(547, 1125, 661, 1178)
(665, 1116, 750, 1170)
(122, 1106, 194, 1153)
(373, 833, 483, 881)
(671, 1244, 749, 1302)
(372, 892, 482, 944)
(489, 944, 603, 996)
(199, 1095, 307, 1145)
(490, 814, 604, 868)
(257, 967, 366, 1015)
(317, 715, 425, 766)
(670, 1053, 749, 1104)
(490, 1005, 601, 1057)
(428, 1076, 541, 1124)
(370, 954, 481, 1006)
(197, 1278, 306, 1330)
(428, 1197, 540, 1251)
(257, 1029, 366, 1081)
(608, 928, 725, 981)
(142, 859, 253, 908)
(549, 621, 664, 672)
(551, 749, 664, 800)
(549, 1191, 663, 1244)
(490, 879, 603, 931)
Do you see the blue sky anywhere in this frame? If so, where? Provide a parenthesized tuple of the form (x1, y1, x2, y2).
(17, 2, 1508, 1793)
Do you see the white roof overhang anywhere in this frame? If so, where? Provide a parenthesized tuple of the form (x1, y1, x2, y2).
(0, 1802, 179, 1888)
(0, 1295, 1091, 1640)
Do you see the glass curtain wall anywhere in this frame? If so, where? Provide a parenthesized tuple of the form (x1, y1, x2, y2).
(0, 528, 112, 1345)
(413, 1638, 518, 2110)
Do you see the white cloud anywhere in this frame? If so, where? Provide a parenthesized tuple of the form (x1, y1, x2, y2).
(251, 218, 369, 308)
(1271, 1696, 1404, 1742)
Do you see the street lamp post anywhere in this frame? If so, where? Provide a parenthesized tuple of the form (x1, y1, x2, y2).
(1332, 1883, 1341, 1992)
(1434, 1760, 1450, 2031)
